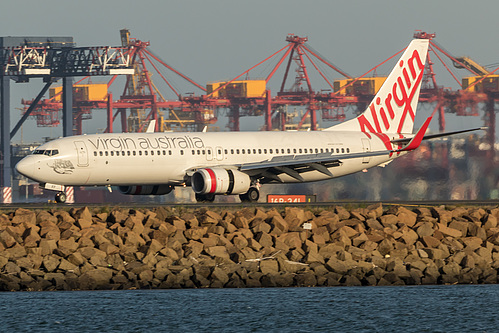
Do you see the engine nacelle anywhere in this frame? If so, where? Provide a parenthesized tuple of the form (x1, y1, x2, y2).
(119, 185, 173, 195)
(192, 168, 251, 195)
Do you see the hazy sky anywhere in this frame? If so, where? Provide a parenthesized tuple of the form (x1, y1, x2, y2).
(2, 0, 498, 142)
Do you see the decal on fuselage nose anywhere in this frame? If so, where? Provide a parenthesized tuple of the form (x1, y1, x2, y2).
(48, 160, 75, 174)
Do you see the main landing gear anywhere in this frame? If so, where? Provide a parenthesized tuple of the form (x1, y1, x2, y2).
(239, 187, 259, 203)
(55, 191, 67, 203)
(194, 187, 260, 203)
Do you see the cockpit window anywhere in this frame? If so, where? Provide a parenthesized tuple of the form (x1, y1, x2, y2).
(33, 149, 59, 156)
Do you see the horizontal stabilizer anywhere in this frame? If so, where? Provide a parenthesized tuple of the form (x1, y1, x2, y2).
(392, 127, 486, 145)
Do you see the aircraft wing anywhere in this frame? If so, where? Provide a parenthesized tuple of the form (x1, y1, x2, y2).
(236, 150, 394, 182)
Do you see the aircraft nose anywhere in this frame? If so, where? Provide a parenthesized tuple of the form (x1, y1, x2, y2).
(15, 158, 35, 179)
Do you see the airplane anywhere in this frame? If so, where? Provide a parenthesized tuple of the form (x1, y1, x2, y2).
(15, 39, 484, 203)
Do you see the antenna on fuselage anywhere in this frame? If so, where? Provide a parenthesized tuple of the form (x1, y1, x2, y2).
(146, 120, 156, 133)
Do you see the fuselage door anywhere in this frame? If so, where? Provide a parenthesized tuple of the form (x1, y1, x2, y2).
(74, 141, 89, 167)
(206, 147, 213, 161)
(215, 146, 224, 161)
(361, 138, 371, 164)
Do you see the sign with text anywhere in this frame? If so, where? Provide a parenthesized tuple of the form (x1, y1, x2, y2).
(267, 195, 316, 203)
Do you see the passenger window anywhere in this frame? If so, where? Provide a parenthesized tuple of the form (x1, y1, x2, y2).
(105, 151, 109, 156)
(231, 149, 234, 154)
(299, 149, 302, 153)
(224, 149, 228, 154)
(180, 150, 184, 155)
(347, 148, 350, 153)
(202, 150, 205, 155)
(253, 149, 257, 154)
(320, 148, 323, 153)
(151, 151, 154, 156)
(139, 151, 142, 156)
(341, 148, 345, 153)
(111, 151, 114, 156)
(169, 150, 172, 155)
(133, 151, 136, 156)
(247, 149, 251, 155)
(293, 149, 297, 154)
(236, 149, 240, 154)
(146, 151, 149, 156)
(336, 148, 339, 153)
(269, 149, 273, 154)
(281, 149, 285, 154)
(258, 149, 262, 154)
(127, 151, 130, 156)
(196, 150, 200, 155)
(242, 149, 245, 154)
(287, 149, 290, 154)
(94, 152, 97, 156)
(192, 150, 195, 155)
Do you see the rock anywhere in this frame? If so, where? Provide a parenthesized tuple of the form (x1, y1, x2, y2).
(259, 260, 279, 275)
(184, 227, 208, 240)
(422, 235, 441, 248)
(76, 218, 93, 230)
(0, 230, 18, 248)
(379, 214, 399, 228)
(438, 223, 463, 238)
(295, 272, 317, 287)
(78, 268, 114, 290)
(416, 223, 435, 238)
(42, 255, 61, 272)
(11, 208, 36, 226)
(39, 220, 61, 241)
(205, 246, 230, 260)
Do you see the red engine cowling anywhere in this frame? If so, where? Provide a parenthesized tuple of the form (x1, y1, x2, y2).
(192, 168, 251, 195)
(119, 185, 173, 195)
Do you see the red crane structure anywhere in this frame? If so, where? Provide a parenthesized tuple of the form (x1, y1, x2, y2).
(21, 32, 366, 134)
(21, 30, 499, 150)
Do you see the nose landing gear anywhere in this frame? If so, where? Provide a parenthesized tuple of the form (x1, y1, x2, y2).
(55, 191, 67, 203)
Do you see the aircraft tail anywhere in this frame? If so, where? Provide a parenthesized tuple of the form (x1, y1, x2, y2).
(326, 39, 429, 134)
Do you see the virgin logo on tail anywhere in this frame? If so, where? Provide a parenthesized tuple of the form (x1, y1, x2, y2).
(357, 43, 427, 135)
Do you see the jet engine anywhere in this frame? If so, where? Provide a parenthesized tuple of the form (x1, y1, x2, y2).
(192, 168, 251, 195)
(118, 185, 173, 195)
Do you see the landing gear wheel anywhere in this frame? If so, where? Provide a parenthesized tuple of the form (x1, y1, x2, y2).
(55, 191, 66, 203)
(195, 193, 215, 203)
(239, 187, 259, 203)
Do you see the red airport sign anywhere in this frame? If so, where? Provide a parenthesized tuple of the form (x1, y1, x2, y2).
(267, 194, 316, 203)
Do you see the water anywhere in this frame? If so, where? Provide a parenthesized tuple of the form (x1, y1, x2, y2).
(1, 285, 498, 332)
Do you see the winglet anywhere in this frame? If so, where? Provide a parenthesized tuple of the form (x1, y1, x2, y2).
(397, 115, 433, 152)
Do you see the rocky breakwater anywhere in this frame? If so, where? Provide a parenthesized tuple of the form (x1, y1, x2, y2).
(0, 204, 499, 291)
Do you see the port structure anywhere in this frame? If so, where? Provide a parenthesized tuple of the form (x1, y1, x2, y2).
(21, 31, 365, 134)
(0, 36, 134, 197)
(17, 31, 499, 143)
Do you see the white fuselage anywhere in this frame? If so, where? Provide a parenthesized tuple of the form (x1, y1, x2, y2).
(17, 130, 403, 187)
